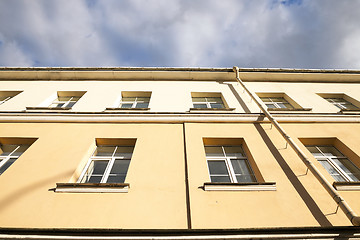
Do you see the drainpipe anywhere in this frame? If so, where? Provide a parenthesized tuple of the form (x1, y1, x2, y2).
(233, 66, 360, 226)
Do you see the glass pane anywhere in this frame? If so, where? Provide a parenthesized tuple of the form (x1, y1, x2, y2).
(231, 159, 252, 175)
(114, 147, 134, 158)
(260, 97, 271, 102)
(318, 146, 343, 157)
(91, 161, 109, 174)
(192, 97, 206, 102)
(135, 102, 149, 108)
(66, 101, 76, 108)
(120, 103, 133, 108)
(49, 103, 65, 108)
(318, 160, 346, 182)
(110, 160, 130, 174)
(57, 96, 72, 101)
(87, 176, 102, 183)
(94, 146, 115, 157)
(208, 161, 228, 175)
(136, 97, 150, 102)
(0, 158, 17, 175)
(193, 104, 207, 108)
(210, 103, 224, 108)
(265, 104, 276, 108)
(205, 146, 224, 157)
(343, 103, 359, 110)
(210, 175, 231, 183)
(224, 146, 245, 158)
(333, 159, 360, 181)
(0, 145, 18, 156)
(122, 97, 136, 101)
(236, 174, 256, 183)
(207, 97, 222, 103)
(107, 175, 126, 183)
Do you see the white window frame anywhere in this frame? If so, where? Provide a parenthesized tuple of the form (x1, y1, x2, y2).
(206, 145, 256, 183)
(324, 98, 359, 110)
(49, 96, 80, 108)
(0, 144, 27, 175)
(118, 96, 150, 109)
(192, 97, 225, 109)
(78, 145, 133, 183)
(308, 145, 360, 182)
(260, 97, 294, 109)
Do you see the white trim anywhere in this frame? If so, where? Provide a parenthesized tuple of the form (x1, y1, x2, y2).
(204, 183, 276, 191)
(334, 184, 360, 191)
(55, 185, 129, 193)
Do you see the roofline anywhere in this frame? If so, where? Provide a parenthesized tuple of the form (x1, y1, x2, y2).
(1, 66, 360, 74)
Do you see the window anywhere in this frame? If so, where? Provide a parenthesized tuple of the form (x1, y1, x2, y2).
(0, 144, 31, 175)
(260, 97, 294, 109)
(191, 92, 227, 109)
(117, 91, 151, 109)
(205, 145, 256, 183)
(306, 145, 360, 182)
(324, 98, 359, 110)
(79, 142, 135, 184)
(0, 91, 22, 105)
(48, 91, 85, 109)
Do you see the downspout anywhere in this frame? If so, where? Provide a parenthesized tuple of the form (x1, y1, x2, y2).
(233, 66, 360, 226)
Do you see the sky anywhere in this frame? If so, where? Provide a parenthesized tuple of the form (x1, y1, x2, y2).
(0, 0, 360, 69)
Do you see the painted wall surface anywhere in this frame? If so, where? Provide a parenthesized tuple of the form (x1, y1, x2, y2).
(0, 80, 246, 113)
(244, 82, 360, 113)
(0, 123, 187, 229)
(184, 123, 351, 229)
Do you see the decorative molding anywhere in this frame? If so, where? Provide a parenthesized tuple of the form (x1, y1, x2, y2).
(203, 182, 276, 191)
(55, 183, 129, 193)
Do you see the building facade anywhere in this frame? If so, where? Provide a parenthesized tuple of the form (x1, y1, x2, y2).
(0, 67, 360, 239)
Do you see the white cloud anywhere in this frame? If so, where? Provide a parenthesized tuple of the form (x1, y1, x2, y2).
(0, 0, 360, 69)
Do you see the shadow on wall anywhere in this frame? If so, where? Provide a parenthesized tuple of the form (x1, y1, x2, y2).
(0, 170, 73, 212)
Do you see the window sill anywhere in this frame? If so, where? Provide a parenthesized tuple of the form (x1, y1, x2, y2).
(203, 182, 276, 191)
(267, 108, 312, 112)
(105, 107, 150, 111)
(333, 181, 360, 191)
(26, 107, 71, 111)
(54, 183, 129, 193)
(189, 108, 235, 111)
(340, 109, 360, 114)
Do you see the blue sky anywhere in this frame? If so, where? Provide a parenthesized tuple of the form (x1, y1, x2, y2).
(0, 0, 360, 69)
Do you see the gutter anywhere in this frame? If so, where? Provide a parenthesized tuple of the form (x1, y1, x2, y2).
(233, 66, 360, 226)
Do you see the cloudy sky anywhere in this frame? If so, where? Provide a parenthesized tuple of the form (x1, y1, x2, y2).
(0, 0, 359, 69)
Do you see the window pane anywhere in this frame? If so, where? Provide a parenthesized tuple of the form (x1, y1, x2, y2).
(135, 102, 149, 108)
(91, 161, 109, 174)
(192, 97, 206, 102)
(205, 146, 224, 157)
(114, 147, 134, 158)
(49, 103, 65, 108)
(122, 97, 135, 101)
(265, 104, 276, 108)
(210, 176, 231, 183)
(333, 159, 360, 181)
(210, 103, 224, 108)
(318, 146, 343, 157)
(136, 97, 150, 102)
(193, 104, 207, 108)
(207, 97, 222, 103)
(87, 176, 103, 183)
(208, 161, 228, 175)
(110, 160, 130, 174)
(318, 160, 346, 182)
(120, 103, 133, 108)
(0, 158, 16, 175)
(236, 174, 256, 183)
(0, 145, 18, 156)
(107, 175, 126, 183)
(224, 146, 245, 158)
(231, 159, 251, 175)
(66, 101, 76, 108)
(94, 146, 115, 157)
